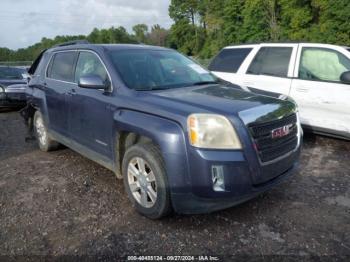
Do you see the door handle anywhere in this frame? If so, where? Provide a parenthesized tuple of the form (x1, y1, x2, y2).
(295, 86, 309, 92)
(67, 89, 76, 96)
(243, 82, 254, 86)
(322, 100, 335, 104)
(36, 83, 47, 90)
(106, 104, 117, 111)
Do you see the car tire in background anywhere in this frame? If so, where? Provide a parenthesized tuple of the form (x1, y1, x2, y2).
(33, 111, 60, 152)
(122, 143, 172, 219)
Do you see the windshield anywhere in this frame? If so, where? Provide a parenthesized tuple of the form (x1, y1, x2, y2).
(0, 67, 26, 80)
(109, 49, 217, 90)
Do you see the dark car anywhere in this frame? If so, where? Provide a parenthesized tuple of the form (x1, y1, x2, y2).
(0, 66, 28, 109)
(22, 41, 302, 219)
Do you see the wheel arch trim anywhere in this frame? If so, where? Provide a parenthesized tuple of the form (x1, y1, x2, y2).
(112, 110, 191, 194)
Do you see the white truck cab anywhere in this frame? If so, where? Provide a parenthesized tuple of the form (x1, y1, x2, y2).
(210, 43, 350, 139)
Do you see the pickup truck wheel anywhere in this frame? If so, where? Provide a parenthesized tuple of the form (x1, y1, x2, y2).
(34, 111, 59, 152)
(122, 143, 171, 219)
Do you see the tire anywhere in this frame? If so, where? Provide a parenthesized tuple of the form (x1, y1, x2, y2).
(33, 111, 59, 152)
(122, 143, 172, 219)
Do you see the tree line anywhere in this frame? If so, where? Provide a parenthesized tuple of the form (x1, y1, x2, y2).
(1, 0, 350, 62)
(0, 25, 169, 62)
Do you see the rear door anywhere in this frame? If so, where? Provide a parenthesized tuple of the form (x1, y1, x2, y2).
(209, 46, 254, 85)
(290, 44, 350, 133)
(45, 51, 78, 136)
(241, 44, 298, 96)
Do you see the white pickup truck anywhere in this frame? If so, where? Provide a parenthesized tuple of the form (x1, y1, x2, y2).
(209, 43, 350, 140)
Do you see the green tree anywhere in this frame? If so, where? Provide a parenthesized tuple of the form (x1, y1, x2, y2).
(133, 24, 149, 43)
(222, 0, 245, 45)
(169, 19, 197, 55)
(312, 0, 350, 45)
(169, 0, 200, 25)
(148, 25, 169, 46)
(278, 0, 313, 41)
(240, 0, 271, 42)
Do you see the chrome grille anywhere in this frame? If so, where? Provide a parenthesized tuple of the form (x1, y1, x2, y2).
(249, 114, 298, 163)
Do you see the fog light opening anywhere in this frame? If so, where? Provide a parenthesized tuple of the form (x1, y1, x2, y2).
(212, 165, 225, 192)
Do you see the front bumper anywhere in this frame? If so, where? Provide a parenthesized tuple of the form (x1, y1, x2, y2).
(171, 142, 301, 214)
(171, 161, 298, 214)
(0, 92, 26, 108)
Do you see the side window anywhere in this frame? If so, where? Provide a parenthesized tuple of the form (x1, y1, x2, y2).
(209, 48, 252, 73)
(75, 52, 108, 83)
(46, 55, 54, 77)
(48, 51, 77, 82)
(247, 47, 293, 77)
(299, 47, 350, 82)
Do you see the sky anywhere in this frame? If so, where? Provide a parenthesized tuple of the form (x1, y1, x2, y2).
(0, 0, 172, 50)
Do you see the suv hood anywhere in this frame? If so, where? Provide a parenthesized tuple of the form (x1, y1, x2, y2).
(0, 79, 27, 87)
(145, 84, 296, 124)
(4, 83, 27, 93)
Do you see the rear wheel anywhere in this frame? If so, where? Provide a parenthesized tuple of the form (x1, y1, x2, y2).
(122, 143, 172, 219)
(34, 111, 59, 152)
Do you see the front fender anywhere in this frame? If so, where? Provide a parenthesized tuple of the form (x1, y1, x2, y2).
(113, 110, 191, 194)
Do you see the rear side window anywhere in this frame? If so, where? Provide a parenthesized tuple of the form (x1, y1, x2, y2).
(47, 51, 77, 82)
(209, 48, 252, 73)
(247, 47, 293, 77)
(29, 50, 46, 75)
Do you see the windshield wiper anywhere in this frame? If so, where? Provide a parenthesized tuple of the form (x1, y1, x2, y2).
(189, 81, 219, 86)
(136, 86, 169, 91)
(137, 81, 219, 91)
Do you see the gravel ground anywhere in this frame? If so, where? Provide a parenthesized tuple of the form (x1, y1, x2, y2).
(0, 110, 349, 261)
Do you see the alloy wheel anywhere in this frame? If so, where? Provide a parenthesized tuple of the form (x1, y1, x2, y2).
(127, 157, 157, 208)
(35, 116, 47, 146)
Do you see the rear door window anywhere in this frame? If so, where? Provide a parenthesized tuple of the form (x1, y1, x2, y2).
(247, 47, 293, 77)
(47, 51, 77, 82)
(209, 48, 252, 73)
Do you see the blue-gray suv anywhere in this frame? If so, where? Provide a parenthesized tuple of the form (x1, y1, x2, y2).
(23, 41, 302, 219)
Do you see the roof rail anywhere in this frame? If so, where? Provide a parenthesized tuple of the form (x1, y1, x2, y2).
(54, 40, 90, 47)
(227, 40, 316, 46)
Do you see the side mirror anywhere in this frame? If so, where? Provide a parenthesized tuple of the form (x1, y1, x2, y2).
(22, 73, 31, 83)
(78, 75, 109, 90)
(340, 71, 350, 84)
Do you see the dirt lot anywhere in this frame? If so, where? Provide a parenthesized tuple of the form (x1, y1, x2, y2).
(0, 110, 349, 260)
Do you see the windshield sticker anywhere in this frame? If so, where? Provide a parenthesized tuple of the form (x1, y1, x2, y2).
(188, 64, 209, 74)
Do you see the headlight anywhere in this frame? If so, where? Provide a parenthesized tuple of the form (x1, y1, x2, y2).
(187, 114, 242, 149)
(0, 87, 5, 100)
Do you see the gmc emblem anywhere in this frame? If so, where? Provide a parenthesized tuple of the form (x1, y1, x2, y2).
(271, 124, 292, 139)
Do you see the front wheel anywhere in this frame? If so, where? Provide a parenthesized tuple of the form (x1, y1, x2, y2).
(122, 143, 172, 219)
(33, 111, 59, 152)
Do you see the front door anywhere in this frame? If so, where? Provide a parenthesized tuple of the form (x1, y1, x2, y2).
(68, 50, 114, 158)
(290, 45, 350, 133)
